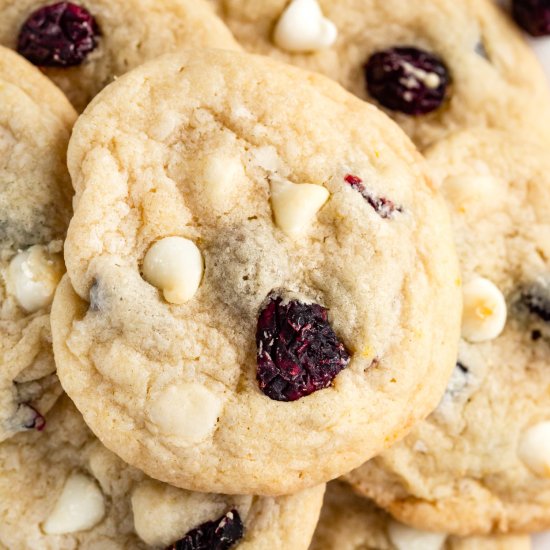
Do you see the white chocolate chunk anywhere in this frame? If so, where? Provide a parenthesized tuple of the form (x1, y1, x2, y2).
(518, 421, 550, 478)
(388, 520, 446, 550)
(442, 174, 503, 214)
(461, 277, 507, 342)
(148, 383, 222, 445)
(270, 177, 329, 238)
(7, 245, 64, 312)
(42, 472, 105, 534)
(273, 0, 337, 53)
(143, 237, 203, 304)
(202, 154, 245, 212)
(529, 36, 550, 85)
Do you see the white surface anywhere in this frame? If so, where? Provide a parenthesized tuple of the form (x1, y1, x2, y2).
(533, 531, 550, 550)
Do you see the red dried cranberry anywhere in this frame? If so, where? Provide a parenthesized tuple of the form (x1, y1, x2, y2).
(256, 293, 350, 402)
(512, 0, 550, 36)
(365, 47, 449, 115)
(166, 510, 243, 550)
(344, 174, 402, 219)
(17, 2, 99, 67)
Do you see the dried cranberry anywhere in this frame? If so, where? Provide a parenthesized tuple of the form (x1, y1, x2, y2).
(365, 47, 450, 115)
(166, 510, 243, 550)
(15, 403, 46, 432)
(519, 281, 550, 322)
(17, 2, 99, 67)
(344, 174, 402, 219)
(256, 293, 350, 402)
(512, 0, 550, 36)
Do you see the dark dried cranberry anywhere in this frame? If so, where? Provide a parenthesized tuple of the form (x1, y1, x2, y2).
(519, 281, 550, 322)
(17, 403, 46, 432)
(512, 0, 550, 36)
(17, 2, 99, 67)
(365, 47, 450, 115)
(256, 293, 350, 402)
(344, 174, 402, 219)
(166, 510, 243, 550)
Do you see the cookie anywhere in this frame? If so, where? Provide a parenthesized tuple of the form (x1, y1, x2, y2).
(0, 46, 76, 442)
(50, 48, 461, 495)
(0, 395, 324, 549)
(0, 0, 240, 111)
(347, 129, 550, 534)
(214, 0, 550, 148)
(311, 482, 531, 550)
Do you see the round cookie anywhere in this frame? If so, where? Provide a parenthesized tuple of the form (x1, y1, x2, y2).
(0, 0, 240, 112)
(51, 49, 461, 495)
(0, 396, 325, 549)
(0, 46, 76, 442)
(347, 129, 550, 534)
(311, 482, 532, 550)
(213, 0, 550, 149)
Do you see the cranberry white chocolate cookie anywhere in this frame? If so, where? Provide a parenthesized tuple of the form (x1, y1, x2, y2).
(213, 0, 550, 148)
(0, 46, 76, 443)
(51, 49, 461, 495)
(0, 396, 325, 549)
(0, 0, 240, 111)
(347, 129, 550, 535)
(311, 482, 531, 550)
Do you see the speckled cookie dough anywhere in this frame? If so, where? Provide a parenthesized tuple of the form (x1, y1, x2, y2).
(0, 46, 76, 443)
(213, 0, 550, 148)
(0, 0, 240, 112)
(0, 396, 325, 549)
(311, 482, 531, 550)
(50, 49, 461, 496)
(347, 128, 550, 535)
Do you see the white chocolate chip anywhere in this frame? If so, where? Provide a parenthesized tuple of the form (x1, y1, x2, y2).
(461, 277, 507, 343)
(148, 383, 222, 445)
(42, 472, 105, 535)
(202, 154, 245, 212)
(7, 245, 64, 312)
(273, 0, 337, 53)
(387, 520, 446, 550)
(270, 176, 329, 238)
(442, 174, 503, 214)
(518, 421, 550, 478)
(142, 237, 203, 304)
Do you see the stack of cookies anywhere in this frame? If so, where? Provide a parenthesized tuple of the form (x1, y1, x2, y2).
(0, 1, 549, 549)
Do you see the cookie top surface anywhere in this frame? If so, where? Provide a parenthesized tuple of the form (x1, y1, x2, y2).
(347, 129, 550, 534)
(215, 0, 550, 148)
(311, 482, 531, 550)
(0, 396, 324, 549)
(0, 46, 76, 442)
(0, 0, 240, 111)
(51, 48, 460, 495)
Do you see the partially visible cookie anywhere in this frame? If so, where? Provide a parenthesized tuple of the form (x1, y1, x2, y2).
(311, 482, 531, 550)
(215, 0, 550, 148)
(0, 395, 324, 549)
(51, 49, 461, 495)
(0, 46, 76, 442)
(347, 129, 550, 534)
(0, 0, 240, 111)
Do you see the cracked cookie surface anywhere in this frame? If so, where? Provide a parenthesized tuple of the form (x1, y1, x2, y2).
(0, 396, 324, 549)
(51, 49, 461, 495)
(213, 0, 550, 148)
(0, 0, 240, 111)
(0, 46, 76, 443)
(311, 482, 531, 550)
(347, 129, 550, 535)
